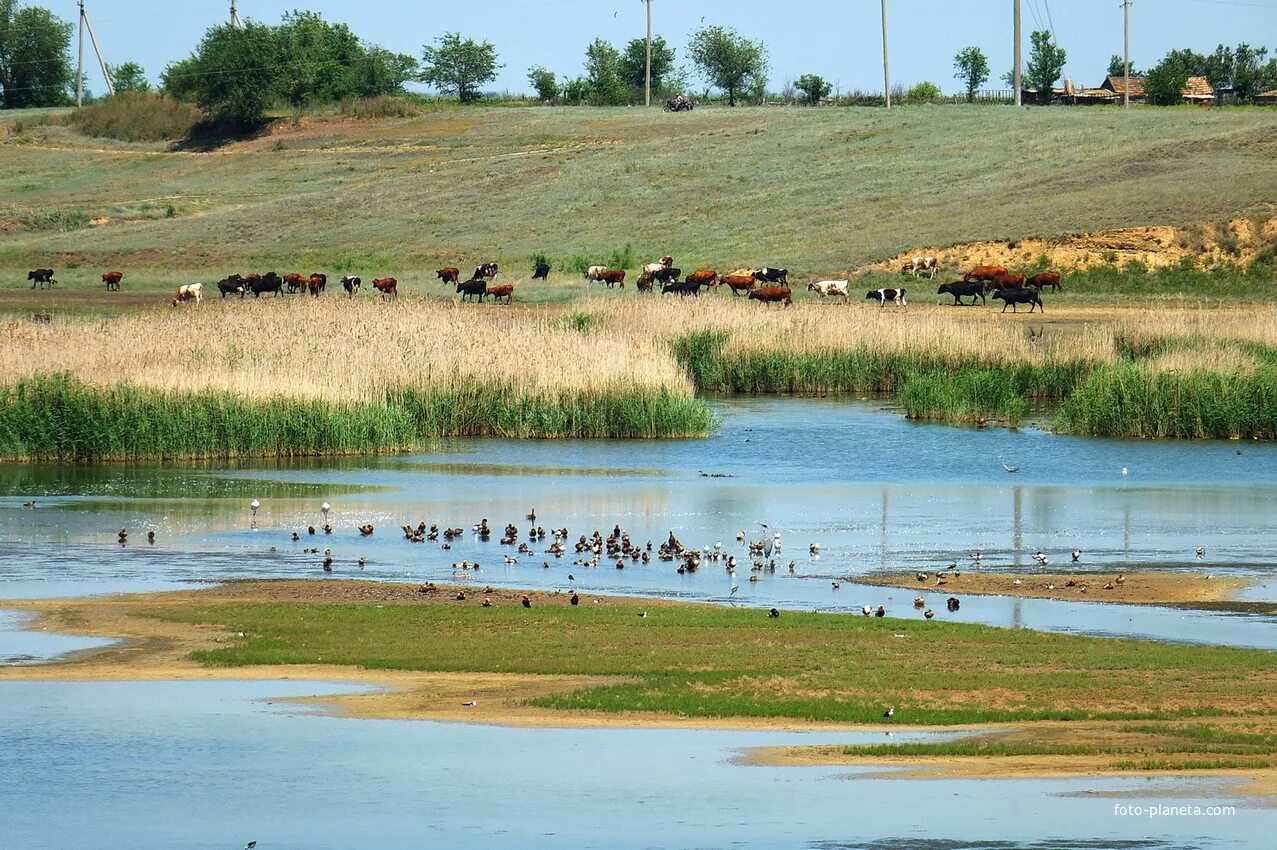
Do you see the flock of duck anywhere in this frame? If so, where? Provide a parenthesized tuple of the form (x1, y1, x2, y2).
(96, 499, 1215, 619)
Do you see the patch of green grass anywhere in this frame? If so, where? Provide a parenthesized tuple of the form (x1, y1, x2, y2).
(840, 741, 1113, 758)
(0, 374, 714, 461)
(150, 597, 1277, 726)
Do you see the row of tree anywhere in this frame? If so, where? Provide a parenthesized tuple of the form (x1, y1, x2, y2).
(3, 1, 1276, 120)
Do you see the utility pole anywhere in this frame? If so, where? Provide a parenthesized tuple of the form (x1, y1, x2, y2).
(230, 0, 245, 29)
(75, 1, 113, 106)
(76, 0, 84, 107)
(1013, 0, 1022, 106)
(644, 0, 652, 107)
(1122, 0, 1132, 109)
(881, 0, 890, 108)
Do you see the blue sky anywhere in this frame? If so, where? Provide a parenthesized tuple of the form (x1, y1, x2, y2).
(73, 0, 1277, 96)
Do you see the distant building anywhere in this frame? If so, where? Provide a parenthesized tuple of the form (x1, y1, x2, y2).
(1256, 89, 1277, 106)
(1099, 75, 1216, 104)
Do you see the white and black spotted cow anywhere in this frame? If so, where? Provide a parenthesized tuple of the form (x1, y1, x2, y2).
(865, 287, 907, 309)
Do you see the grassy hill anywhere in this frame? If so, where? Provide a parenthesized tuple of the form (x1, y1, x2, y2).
(1, 105, 1274, 281)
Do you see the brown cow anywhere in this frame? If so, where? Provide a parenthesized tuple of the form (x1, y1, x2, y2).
(486, 283, 514, 305)
(592, 269, 626, 288)
(964, 265, 1008, 283)
(437, 267, 460, 284)
(307, 273, 326, 297)
(987, 272, 1027, 293)
(283, 273, 307, 293)
(1028, 271, 1062, 292)
(720, 274, 757, 296)
(101, 271, 124, 291)
(636, 270, 655, 292)
(686, 269, 718, 288)
(372, 278, 398, 299)
(748, 286, 792, 307)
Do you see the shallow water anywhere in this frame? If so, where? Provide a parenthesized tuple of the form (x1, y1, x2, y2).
(2, 398, 1276, 648)
(0, 609, 112, 664)
(0, 680, 1268, 850)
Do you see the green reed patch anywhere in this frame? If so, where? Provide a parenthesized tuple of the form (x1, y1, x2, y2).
(0, 375, 714, 461)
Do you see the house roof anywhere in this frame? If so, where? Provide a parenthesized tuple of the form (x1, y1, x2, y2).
(1182, 76, 1215, 98)
(1255, 89, 1277, 100)
(1103, 75, 1145, 97)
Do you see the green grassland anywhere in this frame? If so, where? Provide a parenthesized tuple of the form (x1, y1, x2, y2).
(1, 104, 1274, 280)
(154, 594, 1277, 726)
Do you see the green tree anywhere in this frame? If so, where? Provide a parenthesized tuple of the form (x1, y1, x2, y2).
(173, 22, 281, 127)
(1144, 60, 1191, 106)
(953, 46, 990, 102)
(687, 25, 768, 107)
(109, 61, 149, 94)
(353, 47, 418, 98)
(1106, 53, 1141, 79)
(419, 32, 500, 103)
(0, 0, 74, 108)
(583, 38, 628, 105)
(1231, 43, 1269, 102)
(793, 73, 831, 106)
(527, 66, 558, 102)
(619, 35, 678, 98)
(1024, 30, 1066, 103)
(275, 11, 363, 106)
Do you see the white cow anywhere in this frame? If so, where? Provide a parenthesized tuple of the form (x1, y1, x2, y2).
(807, 280, 849, 300)
(172, 283, 202, 306)
(584, 265, 607, 281)
(642, 256, 674, 275)
(901, 256, 939, 279)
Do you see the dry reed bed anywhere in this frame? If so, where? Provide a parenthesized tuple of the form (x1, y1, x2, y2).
(0, 300, 696, 402)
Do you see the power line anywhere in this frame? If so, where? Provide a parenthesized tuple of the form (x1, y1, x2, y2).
(1043, 0, 1058, 40)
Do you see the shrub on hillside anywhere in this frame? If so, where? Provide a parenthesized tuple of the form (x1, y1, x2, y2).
(905, 81, 943, 103)
(339, 95, 422, 119)
(68, 92, 202, 142)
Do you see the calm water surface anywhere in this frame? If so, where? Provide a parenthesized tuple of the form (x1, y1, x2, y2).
(1, 680, 1268, 850)
(2, 398, 1275, 648)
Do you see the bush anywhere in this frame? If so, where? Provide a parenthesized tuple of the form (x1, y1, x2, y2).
(905, 81, 943, 103)
(528, 66, 559, 103)
(68, 92, 202, 142)
(794, 74, 832, 106)
(338, 95, 422, 119)
(607, 243, 636, 270)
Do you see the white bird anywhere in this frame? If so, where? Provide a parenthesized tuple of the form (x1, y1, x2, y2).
(1071, 550, 1081, 562)
(1122, 467, 1129, 476)
(883, 707, 895, 719)
(1196, 547, 1207, 560)
(462, 700, 477, 707)
(1002, 461, 1019, 473)
(321, 501, 331, 521)
(638, 611, 647, 618)
(249, 499, 260, 517)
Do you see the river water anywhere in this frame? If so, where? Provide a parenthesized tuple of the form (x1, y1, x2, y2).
(2, 398, 1276, 848)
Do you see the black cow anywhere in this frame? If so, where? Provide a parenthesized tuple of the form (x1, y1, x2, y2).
(474, 262, 499, 280)
(341, 275, 361, 297)
(217, 276, 245, 298)
(28, 269, 55, 289)
(532, 261, 550, 280)
(457, 278, 488, 302)
(990, 285, 1042, 312)
(866, 288, 908, 309)
(937, 281, 986, 306)
(993, 288, 1044, 313)
(249, 275, 283, 297)
(752, 267, 788, 285)
(653, 266, 682, 284)
(662, 281, 703, 297)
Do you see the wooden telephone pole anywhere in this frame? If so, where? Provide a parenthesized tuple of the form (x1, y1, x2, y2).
(644, 0, 652, 107)
(1123, 0, 1132, 109)
(75, 1, 114, 107)
(881, 0, 890, 108)
(1013, 0, 1022, 106)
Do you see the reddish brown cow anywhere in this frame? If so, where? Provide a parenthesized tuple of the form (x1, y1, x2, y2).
(283, 273, 307, 293)
(963, 265, 1008, 283)
(101, 271, 123, 291)
(437, 267, 460, 284)
(720, 274, 757, 296)
(486, 283, 514, 305)
(372, 278, 398, 299)
(686, 269, 718, 288)
(594, 269, 626, 288)
(748, 286, 793, 307)
(987, 272, 1027, 293)
(1028, 271, 1062, 292)
(307, 274, 326, 297)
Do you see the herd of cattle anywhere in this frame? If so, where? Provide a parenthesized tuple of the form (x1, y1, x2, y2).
(25, 258, 1060, 313)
